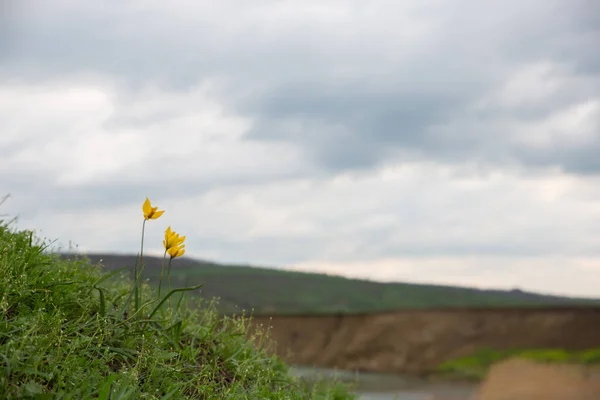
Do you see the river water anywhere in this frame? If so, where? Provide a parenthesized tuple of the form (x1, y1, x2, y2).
(289, 367, 477, 400)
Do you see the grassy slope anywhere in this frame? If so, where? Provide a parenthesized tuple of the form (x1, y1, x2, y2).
(0, 223, 355, 399)
(72, 253, 600, 315)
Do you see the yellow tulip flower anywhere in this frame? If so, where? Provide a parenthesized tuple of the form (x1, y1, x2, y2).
(142, 197, 165, 220)
(167, 244, 185, 259)
(163, 226, 186, 250)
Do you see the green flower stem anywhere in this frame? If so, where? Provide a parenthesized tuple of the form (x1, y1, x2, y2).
(167, 257, 173, 310)
(136, 219, 147, 320)
(158, 250, 167, 299)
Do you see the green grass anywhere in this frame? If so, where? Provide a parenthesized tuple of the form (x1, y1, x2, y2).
(74, 254, 600, 315)
(0, 221, 356, 399)
(435, 347, 600, 381)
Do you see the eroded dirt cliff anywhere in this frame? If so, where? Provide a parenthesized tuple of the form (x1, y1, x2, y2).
(250, 307, 600, 374)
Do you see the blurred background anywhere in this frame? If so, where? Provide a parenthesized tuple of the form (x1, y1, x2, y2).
(2, 1, 600, 398)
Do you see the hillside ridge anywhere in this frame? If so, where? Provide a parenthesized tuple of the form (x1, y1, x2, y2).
(61, 252, 600, 314)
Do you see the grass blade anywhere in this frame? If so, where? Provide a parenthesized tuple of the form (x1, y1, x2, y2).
(148, 284, 203, 319)
(94, 286, 106, 317)
(97, 374, 117, 400)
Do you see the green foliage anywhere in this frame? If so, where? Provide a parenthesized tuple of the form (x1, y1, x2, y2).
(0, 221, 356, 399)
(435, 347, 600, 381)
(78, 254, 600, 315)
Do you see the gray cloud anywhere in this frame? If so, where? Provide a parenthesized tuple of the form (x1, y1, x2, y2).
(3, 0, 598, 184)
(238, 0, 600, 172)
(4, 1, 598, 168)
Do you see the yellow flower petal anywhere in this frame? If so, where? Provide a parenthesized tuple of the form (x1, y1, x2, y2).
(167, 244, 185, 259)
(150, 209, 165, 220)
(164, 231, 176, 249)
(164, 227, 186, 250)
(142, 197, 152, 217)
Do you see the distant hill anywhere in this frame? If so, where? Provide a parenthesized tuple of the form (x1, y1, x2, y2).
(61, 253, 600, 315)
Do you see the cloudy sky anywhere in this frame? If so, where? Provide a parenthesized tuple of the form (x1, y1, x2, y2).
(1, 0, 599, 297)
